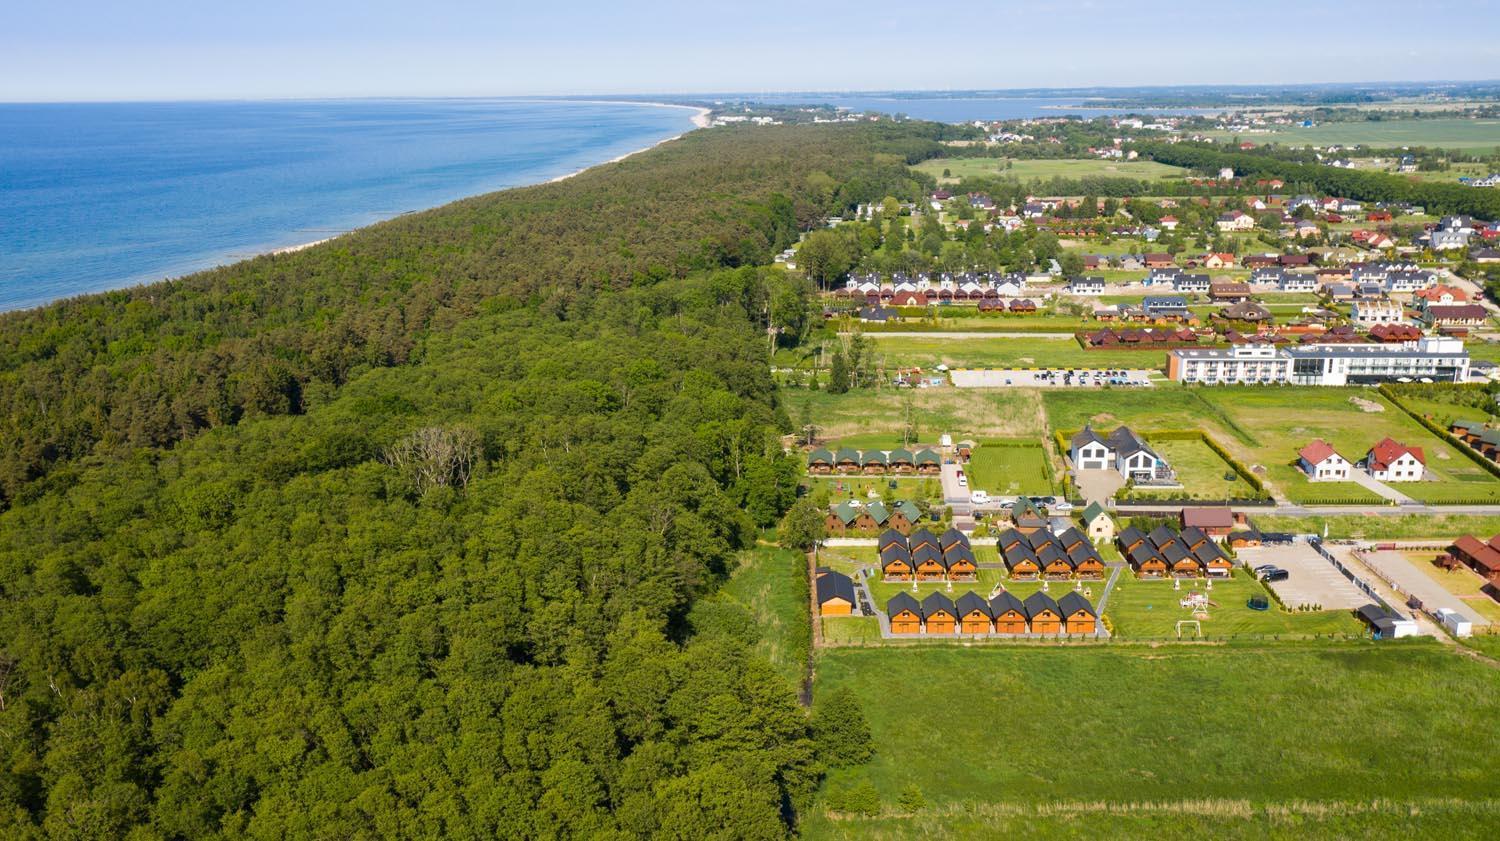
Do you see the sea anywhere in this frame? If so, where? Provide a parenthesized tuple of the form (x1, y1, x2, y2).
(0, 99, 698, 312)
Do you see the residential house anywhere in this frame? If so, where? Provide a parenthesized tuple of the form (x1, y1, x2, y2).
(1217, 210, 1255, 231)
(956, 591, 995, 634)
(1144, 253, 1176, 269)
(815, 568, 857, 616)
(1023, 591, 1062, 634)
(887, 592, 923, 634)
(1142, 295, 1191, 320)
(1298, 439, 1352, 481)
(1413, 285, 1468, 305)
(989, 592, 1029, 634)
(1081, 501, 1116, 543)
(1363, 438, 1426, 482)
(1351, 300, 1405, 327)
(1173, 274, 1212, 294)
(1421, 304, 1488, 329)
(1058, 592, 1098, 634)
(1209, 281, 1253, 302)
(921, 592, 957, 634)
(1181, 507, 1235, 537)
(1219, 300, 1272, 322)
(1450, 535, 1500, 584)
(1070, 424, 1174, 483)
(1067, 276, 1107, 295)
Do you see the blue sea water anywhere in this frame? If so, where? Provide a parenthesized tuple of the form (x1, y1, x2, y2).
(0, 99, 697, 311)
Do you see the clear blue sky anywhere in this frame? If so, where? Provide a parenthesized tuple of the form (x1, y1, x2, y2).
(4, 0, 1498, 101)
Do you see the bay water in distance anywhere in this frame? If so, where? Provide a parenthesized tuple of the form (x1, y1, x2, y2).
(0, 99, 697, 312)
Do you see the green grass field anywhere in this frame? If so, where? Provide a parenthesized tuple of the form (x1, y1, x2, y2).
(863, 334, 1166, 372)
(1254, 513, 1500, 540)
(1208, 118, 1500, 152)
(805, 475, 944, 508)
(693, 546, 810, 688)
(915, 156, 1191, 184)
(1044, 387, 1500, 504)
(963, 440, 1055, 496)
(1128, 437, 1255, 500)
(792, 387, 1049, 440)
(804, 643, 1500, 838)
(1104, 569, 1362, 640)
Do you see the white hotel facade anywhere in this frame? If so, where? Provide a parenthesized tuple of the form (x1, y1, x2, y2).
(1168, 338, 1470, 386)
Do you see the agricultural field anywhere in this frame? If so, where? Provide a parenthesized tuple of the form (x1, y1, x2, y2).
(1207, 117, 1500, 152)
(963, 440, 1055, 496)
(862, 334, 1167, 371)
(792, 387, 1049, 440)
(914, 156, 1191, 184)
(804, 643, 1500, 839)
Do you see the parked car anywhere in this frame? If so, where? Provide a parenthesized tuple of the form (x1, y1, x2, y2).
(970, 490, 991, 505)
(956, 471, 968, 488)
(1259, 568, 1289, 582)
(1051, 501, 1074, 513)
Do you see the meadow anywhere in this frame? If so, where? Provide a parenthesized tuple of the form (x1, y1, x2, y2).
(1206, 117, 1500, 152)
(692, 545, 810, 688)
(793, 387, 1049, 440)
(804, 643, 1500, 838)
(914, 156, 1191, 183)
(862, 333, 1166, 371)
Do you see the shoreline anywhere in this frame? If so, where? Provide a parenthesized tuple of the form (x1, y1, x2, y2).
(8, 100, 711, 312)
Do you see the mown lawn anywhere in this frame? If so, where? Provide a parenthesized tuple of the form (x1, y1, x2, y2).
(1103, 568, 1363, 640)
(1130, 437, 1254, 500)
(964, 440, 1055, 496)
(805, 642, 1500, 838)
(804, 475, 945, 508)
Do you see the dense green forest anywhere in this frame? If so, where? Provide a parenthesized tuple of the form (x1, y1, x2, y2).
(0, 123, 937, 837)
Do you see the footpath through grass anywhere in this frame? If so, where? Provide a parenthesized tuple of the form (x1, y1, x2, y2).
(805, 642, 1500, 838)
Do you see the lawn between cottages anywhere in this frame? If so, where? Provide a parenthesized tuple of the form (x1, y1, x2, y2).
(804, 643, 1500, 840)
(1043, 386, 1500, 504)
(816, 548, 1354, 641)
(962, 440, 1055, 497)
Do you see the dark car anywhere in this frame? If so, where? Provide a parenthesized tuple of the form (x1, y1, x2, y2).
(1259, 568, 1289, 582)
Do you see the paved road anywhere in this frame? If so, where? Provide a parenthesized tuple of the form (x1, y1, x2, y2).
(1359, 549, 1491, 628)
(940, 462, 971, 514)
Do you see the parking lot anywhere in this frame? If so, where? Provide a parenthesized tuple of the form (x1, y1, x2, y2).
(1237, 544, 1368, 610)
(950, 367, 1155, 388)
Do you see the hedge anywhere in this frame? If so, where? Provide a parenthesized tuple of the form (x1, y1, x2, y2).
(1379, 384, 1500, 482)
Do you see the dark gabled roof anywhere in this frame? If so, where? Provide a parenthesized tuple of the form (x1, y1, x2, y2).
(1023, 590, 1060, 619)
(864, 500, 890, 525)
(1108, 426, 1158, 462)
(807, 448, 833, 465)
(1037, 543, 1071, 567)
(955, 591, 992, 618)
(816, 569, 857, 606)
(1068, 544, 1102, 566)
(1357, 603, 1399, 627)
(878, 528, 907, 551)
(888, 447, 914, 464)
(1119, 526, 1148, 548)
(1071, 425, 1108, 451)
(895, 500, 922, 522)
(1179, 526, 1208, 548)
(1003, 542, 1039, 565)
(912, 543, 945, 567)
(833, 447, 860, 463)
(1027, 529, 1060, 551)
(989, 590, 1026, 616)
(940, 527, 968, 552)
(943, 544, 977, 566)
(861, 450, 889, 466)
(888, 591, 921, 617)
(1057, 591, 1096, 618)
(880, 545, 912, 565)
(921, 591, 956, 618)
(909, 528, 939, 551)
(1159, 540, 1190, 564)
(1056, 526, 1087, 549)
(1193, 542, 1228, 563)
(1147, 524, 1178, 549)
(1127, 545, 1165, 567)
(914, 449, 941, 465)
(996, 528, 1026, 550)
(1011, 496, 1045, 520)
